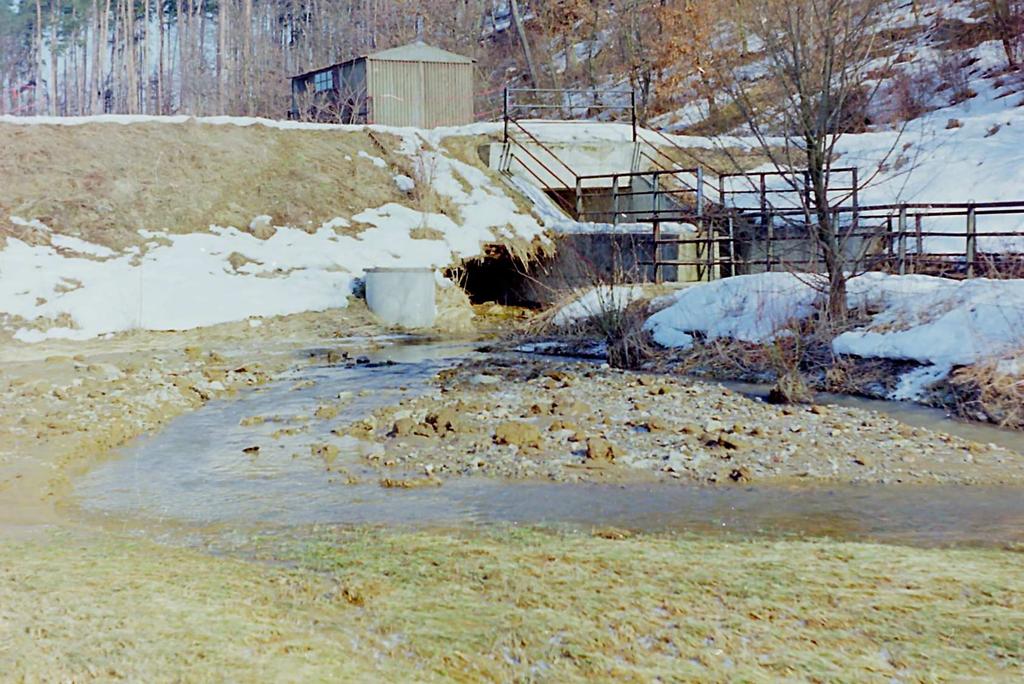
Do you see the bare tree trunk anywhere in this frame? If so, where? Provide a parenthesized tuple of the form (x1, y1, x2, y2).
(217, 0, 227, 112)
(34, 0, 44, 114)
(509, 0, 540, 87)
(177, 0, 186, 112)
(125, 0, 137, 113)
(142, 0, 150, 113)
(157, 0, 164, 113)
(48, 0, 57, 114)
(243, 0, 253, 113)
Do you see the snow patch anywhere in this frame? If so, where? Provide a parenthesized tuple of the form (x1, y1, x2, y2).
(394, 174, 415, 192)
(647, 271, 1024, 399)
(553, 286, 645, 326)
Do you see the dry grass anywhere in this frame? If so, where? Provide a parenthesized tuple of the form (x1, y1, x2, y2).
(2, 526, 1021, 682)
(949, 354, 1024, 429)
(0, 121, 407, 250)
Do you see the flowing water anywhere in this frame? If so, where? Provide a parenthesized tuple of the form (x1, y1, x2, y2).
(72, 340, 1024, 548)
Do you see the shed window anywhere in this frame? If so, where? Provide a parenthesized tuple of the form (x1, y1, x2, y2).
(313, 70, 334, 93)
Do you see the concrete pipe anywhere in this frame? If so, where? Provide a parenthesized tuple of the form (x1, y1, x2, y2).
(364, 267, 437, 329)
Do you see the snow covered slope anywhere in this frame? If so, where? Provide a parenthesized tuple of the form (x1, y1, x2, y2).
(0, 117, 547, 342)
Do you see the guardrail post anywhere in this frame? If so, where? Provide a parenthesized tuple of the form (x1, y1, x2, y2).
(914, 214, 923, 273)
(897, 204, 908, 276)
(630, 89, 637, 143)
(653, 220, 662, 284)
(574, 176, 583, 220)
(652, 174, 661, 218)
(966, 204, 977, 278)
(696, 167, 704, 217)
(851, 167, 860, 236)
(727, 215, 736, 276)
(503, 88, 509, 142)
(765, 211, 774, 272)
(611, 175, 619, 226)
(886, 216, 893, 262)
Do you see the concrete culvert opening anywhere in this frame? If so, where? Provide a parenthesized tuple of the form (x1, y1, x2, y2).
(454, 247, 540, 307)
(457, 235, 671, 308)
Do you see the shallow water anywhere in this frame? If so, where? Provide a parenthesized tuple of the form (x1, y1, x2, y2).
(72, 341, 1024, 548)
(720, 380, 1024, 454)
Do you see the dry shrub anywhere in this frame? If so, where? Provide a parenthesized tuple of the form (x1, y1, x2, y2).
(948, 357, 1024, 429)
(767, 369, 812, 404)
(434, 282, 476, 334)
(605, 300, 655, 369)
(527, 288, 654, 368)
(884, 67, 936, 123)
(935, 52, 977, 105)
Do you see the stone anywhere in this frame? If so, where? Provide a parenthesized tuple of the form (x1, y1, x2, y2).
(528, 402, 553, 416)
(549, 419, 580, 434)
(311, 442, 340, 463)
(325, 350, 349, 364)
(556, 401, 591, 416)
(645, 417, 669, 432)
(585, 436, 618, 462)
(543, 370, 572, 384)
(703, 419, 724, 434)
(426, 408, 463, 436)
(727, 466, 750, 482)
(718, 434, 748, 451)
(391, 417, 417, 437)
(315, 404, 340, 420)
(493, 421, 543, 449)
(248, 215, 277, 239)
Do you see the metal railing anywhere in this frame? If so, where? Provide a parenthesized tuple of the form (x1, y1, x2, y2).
(496, 85, 1024, 283)
(646, 201, 1024, 282)
(503, 87, 638, 141)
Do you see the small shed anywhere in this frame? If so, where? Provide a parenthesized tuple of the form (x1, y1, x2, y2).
(290, 42, 474, 127)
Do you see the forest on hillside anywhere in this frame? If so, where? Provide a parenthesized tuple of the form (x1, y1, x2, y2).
(0, 0, 1021, 124)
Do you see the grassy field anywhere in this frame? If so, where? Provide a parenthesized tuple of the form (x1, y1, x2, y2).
(1, 526, 1021, 682)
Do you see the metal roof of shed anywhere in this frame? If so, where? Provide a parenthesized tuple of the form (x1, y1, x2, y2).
(291, 41, 473, 79)
(369, 42, 473, 64)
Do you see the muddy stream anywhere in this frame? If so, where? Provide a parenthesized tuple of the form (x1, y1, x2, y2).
(71, 340, 1024, 548)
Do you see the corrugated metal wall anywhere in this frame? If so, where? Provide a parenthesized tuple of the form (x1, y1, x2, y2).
(422, 62, 474, 127)
(366, 60, 473, 127)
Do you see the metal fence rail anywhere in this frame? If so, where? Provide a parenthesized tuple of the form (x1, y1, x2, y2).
(645, 201, 1024, 281)
(496, 86, 1024, 283)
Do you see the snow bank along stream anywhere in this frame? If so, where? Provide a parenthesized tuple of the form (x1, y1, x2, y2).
(72, 339, 1024, 548)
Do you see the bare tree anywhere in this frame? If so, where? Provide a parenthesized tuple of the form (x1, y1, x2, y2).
(986, 0, 1023, 69)
(718, 0, 908, 322)
(509, 0, 540, 87)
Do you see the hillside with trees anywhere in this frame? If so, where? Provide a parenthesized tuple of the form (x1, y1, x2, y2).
(1, 0, 1020, 127)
